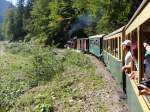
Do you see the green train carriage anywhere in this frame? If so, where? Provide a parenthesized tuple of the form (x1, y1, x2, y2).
(76, 0, 150, 111)
(124, 0, 150, 111)
(103, 26, 124, 89)
(89, 34, 105, 58)
(103, 0, 150, 111)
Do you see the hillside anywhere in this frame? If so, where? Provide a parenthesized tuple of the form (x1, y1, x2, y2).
(0, 0, 11, 23)
(0, 43, 128, 111)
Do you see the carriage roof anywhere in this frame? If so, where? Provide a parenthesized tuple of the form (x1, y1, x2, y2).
(104, 26, 125, 39)
(89, 34, 105, 39)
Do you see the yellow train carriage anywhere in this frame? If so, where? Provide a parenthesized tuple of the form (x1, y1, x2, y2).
(125, 0, 150, 111)
(103, 26, 125, 90)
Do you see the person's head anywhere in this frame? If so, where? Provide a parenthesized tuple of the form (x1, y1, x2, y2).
(122, 40, 131, 52)
(131, 43, 138, 61)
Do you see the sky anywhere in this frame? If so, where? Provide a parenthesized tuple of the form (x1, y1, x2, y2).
(6, 0, 17, 6)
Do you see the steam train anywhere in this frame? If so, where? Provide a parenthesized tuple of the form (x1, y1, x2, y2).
(71, 0, 150, 112)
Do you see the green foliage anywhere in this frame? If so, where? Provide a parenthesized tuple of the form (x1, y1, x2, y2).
(63, 50, 92, 69)
(0, 52, 32, 111)
(96, 0, 142, 33)
(0, 43, 62, 111)
(35, 103, 54, 112)
(0, 26, 4, 40)
(6, 43, 32, 55)
(32, 47, 64, 81)
(0, 44, 105, 111)
(1, 0, 143, 45)
(2, 8, 15, 40)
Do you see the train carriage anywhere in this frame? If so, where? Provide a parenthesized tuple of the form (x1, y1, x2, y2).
(125, 0, 150, 111)
(89, 35, 105, 58)
(103, 27, 125, 88)
(73, 0, 150, 111)
(76, 38, 89, 52)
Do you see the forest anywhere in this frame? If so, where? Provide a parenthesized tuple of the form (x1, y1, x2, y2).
(0, 0, 143, 47)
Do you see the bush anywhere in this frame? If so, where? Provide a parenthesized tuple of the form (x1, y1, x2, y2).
(32, 47, 64, 81)
(6, 43, 33, 55)
(63, 51, 92, 69)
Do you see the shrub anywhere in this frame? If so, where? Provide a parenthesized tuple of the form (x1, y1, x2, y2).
(6, 43, 33, 55)
(63, 51, 92, 69)
(32, 47, 64, 81)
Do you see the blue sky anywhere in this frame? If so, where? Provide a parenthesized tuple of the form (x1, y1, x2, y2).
(6, 0, 17, 5)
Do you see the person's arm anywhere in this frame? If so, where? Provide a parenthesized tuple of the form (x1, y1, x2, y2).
(122, 63, 132, 73)
(139, 85, 150, 95)
(122, 65, 131, 70)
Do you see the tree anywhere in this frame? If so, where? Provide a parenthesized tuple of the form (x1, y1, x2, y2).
(1, 0, 144, 46)
(2, 8, 15, 40)
(13, 0, 26, 41)
(96, 0, 143, 34)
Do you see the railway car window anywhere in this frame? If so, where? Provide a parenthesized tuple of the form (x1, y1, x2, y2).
(112, 38, 115, 56)
(103, 40, 106, 50)
(131, 29, 138, 43)
(111, 39, 113, 55)
(105, 40, 106, 51)
(104, 40, 106, 50)
(128, 33, 131, 40)
(115, 38, 118, 58)
(109, 40, 110, 52)
(107, 40, 111, 53)
(110, 39, 111, 53)
(96, 39, 100, 46)
(108, 40, 109, 52)
(113, 38, 115, 56)
(128, 29, 142, 84)
(112, 39, 114, 55)
(106, 40, 107, 51)
(107, 40, 109, 51)
(141, 19, 150, 81)
(106, 40, 108, 51)
(126, 33, 131, 41)
(109, 39, 111, 53)
(94, 40, 96, 47)
(119, 37, 121, 60)
(113, 39, 115, 56)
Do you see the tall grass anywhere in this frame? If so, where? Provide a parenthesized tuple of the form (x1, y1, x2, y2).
(0, 43, 64, 111)
(0, 44, 104, 112)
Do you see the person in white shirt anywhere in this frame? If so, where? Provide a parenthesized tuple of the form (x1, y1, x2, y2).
(122, 40, 132, 74)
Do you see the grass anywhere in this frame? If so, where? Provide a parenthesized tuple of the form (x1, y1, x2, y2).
(0, 43, 106, 112)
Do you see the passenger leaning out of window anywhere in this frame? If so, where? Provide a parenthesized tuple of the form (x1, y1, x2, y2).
(129, 43, 138, 80)
(129, 42, 150, 95)
(139, 42, 150, 95)
(130, 42, 150, 79)
(122, 40, 132, 74)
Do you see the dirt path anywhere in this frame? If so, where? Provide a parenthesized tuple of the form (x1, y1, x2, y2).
(88, 55, 128, 112)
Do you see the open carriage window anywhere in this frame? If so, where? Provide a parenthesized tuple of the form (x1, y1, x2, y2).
(112, 39, 115, 55)
(141, 19, 150, 80)
(108, 39, 110, 53)
(131, 29, 137, 43)
(118, 37, 121, 60)
(115, 37, 118, 58)
(105, 40, 107, 51)
(110, 39, 112, 54)
(113, 39, 115, 56)
(130, 19, 150, 84)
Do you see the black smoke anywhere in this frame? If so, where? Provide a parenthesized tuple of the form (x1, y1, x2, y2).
(69, 13, 93, 38)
